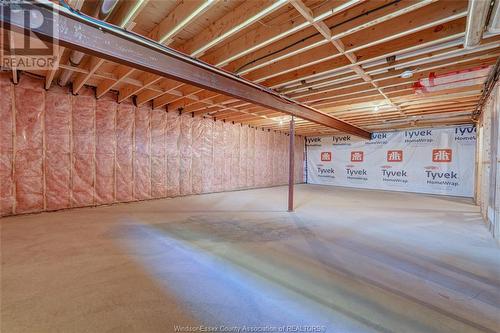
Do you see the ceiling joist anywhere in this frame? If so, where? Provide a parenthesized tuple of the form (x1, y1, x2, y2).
(0, 1, 370, 139)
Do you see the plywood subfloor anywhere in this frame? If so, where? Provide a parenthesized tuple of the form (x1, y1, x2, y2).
(1, 185, 499, 333)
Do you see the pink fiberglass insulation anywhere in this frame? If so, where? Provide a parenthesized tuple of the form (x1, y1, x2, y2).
(254, 129, 263, 187)
(0, 74, 13, 216)
(1, 76, 307, 216)
(282, 134, 287, 182)
(201, 118, 214, 193)
(72, 87, 95, 207)
(265, 130, 273, 187)
(294, 136, 304, 183)
(115, 102, 134, 202)
(231, 124, 240, 189)
(277, 133, 284, 185)
(281, 134, 288, 184)
(212, 120, 224, 193)
(262, 129, 270, 186)
(191, 116, 203, 195)
(275, 133, 282, 185)
(269, 131, 275, 186)
(134, 106, 151, 200)
(95, 94, 117, 205)
(263, 130, 269, 184)
(239, 125, 248, 189)
(45, 86, 71, 210)
(279, 135, 288, 184)
(179, 113, 193, 196)
(298, 136, 305, 182)
(256, 130, 263, 187)
(272, 131, 279, 185)
(15, 77, 44, 213)
(151, 109, 166, 198)
(271, 131, 278, 185)
(166, 111, 180, 197)
(223, 121, 232, 191)
(247, 127, 255, 188)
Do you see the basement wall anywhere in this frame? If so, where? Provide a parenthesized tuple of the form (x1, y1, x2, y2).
(0, 74, 304, 216)
(476, 81, 500, 241)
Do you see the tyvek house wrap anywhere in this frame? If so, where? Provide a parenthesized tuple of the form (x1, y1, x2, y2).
(0, 74, 305, 216)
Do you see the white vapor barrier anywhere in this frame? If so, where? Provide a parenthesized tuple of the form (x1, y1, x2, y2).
(306, 125, 477, 197)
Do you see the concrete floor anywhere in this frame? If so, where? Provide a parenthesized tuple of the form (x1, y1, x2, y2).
(1, 184, 499, 333)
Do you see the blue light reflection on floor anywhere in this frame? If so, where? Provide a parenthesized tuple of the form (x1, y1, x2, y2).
(116, 220, 372, 332)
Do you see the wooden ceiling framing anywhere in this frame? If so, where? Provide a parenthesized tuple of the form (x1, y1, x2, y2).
(4, 0, 500, 136)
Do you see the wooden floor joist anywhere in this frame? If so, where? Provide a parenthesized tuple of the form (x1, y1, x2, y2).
(1, 0, 497, 135)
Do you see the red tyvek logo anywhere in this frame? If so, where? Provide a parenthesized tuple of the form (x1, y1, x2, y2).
(321, 152, 332, 162)
(432, 149, 452, 162)
(351, 151, 364, 162)
(387, 150, 403, 162)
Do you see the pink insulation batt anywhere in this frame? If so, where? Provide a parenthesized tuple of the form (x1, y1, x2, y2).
(0, 74, 305, 216)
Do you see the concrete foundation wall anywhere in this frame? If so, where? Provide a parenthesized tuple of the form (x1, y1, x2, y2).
(0, 74, 305, 216)
(476, 81, 500, 240)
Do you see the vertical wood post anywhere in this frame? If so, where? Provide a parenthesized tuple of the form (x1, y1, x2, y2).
(288, 116, 295, 212)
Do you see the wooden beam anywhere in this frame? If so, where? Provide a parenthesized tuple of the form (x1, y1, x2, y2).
(98, 0, 214, 98)
(343, 0, 468, 53)
(44, 0, 84, 89)
(168, 90, 220, 111)
(202, 0, 363, 67)
(284, 38, 499, 96)
(71, 0, 149, 94)
(135, 80, 184, 106)
(263, 18, 466, 88)
(111, 0, 150, 28)
(153, 86, 204, 109)
(95, 64, 134, 97)
(127, 1, 471, 113)
(229, 0, 432, 76)
(4, 1, 370, 138)
(149, 0, 290, 107)
(464, 0, 490, 48)
(45, 45, 65, 89)
(178, 0, 289, 57)
(72, 57, 105, 94)
(118, 72, 162, 102)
